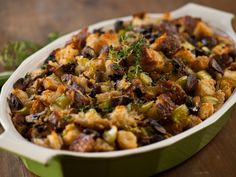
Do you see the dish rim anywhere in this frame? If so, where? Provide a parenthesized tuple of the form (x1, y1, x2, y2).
(0, 3, 236, 164)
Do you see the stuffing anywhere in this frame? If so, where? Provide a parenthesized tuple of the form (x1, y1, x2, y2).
(195, 79, 216, 96)
(69, 133, 95, 152)
(8, 14, 236, 152)
(62, 123, 80, 145)
(93, 138, 115, 152)
(72, 109, 110, 130)
(55, 44, 79, 65)
(193, 21, 213, 37)
(223, 69, 236, 87)
(110, 106, 137, 128)
(151, 33, 181, 57)
(43, 74, 61, 91)
(117, 130, 138, 149)
(47, 131, 63, 149)
(148, 94, 176, 120)
(187, 115, 202, 128)
(140, 47, 165, 71)
(219, 79, 234, 99)
(214, 90, 225, 110)
(190, 56, 210, 71)
(12, 89, 29, 105)
(198, 103, 214, 120)
(174, 48, 196, 64)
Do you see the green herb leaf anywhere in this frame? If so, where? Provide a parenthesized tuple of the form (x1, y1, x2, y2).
(47, 32, 60, 43)
(63, 115, 72, 121)
(0, 41, 42, 70)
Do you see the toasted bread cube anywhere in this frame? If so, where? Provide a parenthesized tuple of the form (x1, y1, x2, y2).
(187, 115, 202, 128)
(151, 33, 181, 57)
(94, 138, 114, 152)
(195, 79, 216, 96)
(62, 123, 80, 145)
(117, 130, 137, 149)
(86, 33, 100, 53)
(110, 105, 137, 128)
(219, 79, 234, 98)
(223, 69, 236, 87)
(47, 131, 63, 149)
(174, 48, 196, 64)
(73, 109, 110, 130)
(198, 103, 214, 120)
(99, 32, 119, 47)
(190, 56, 210, 71)
(140, 47, 165, 71)
(12, 89, 29, 105)
(193, 21, 213, 37)
(55, 44, 78, 65)
(43, 74, 61, 91)
(212, 43, 232, 55)
(214, 90, 225, 110)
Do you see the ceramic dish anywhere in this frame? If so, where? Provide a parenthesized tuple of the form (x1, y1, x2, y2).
(0, 3, 235, 177)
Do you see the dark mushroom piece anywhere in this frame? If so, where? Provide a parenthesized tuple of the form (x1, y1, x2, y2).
(114, 20, 124, 32)
(43, 51, 57, 65)
(72, 90, 90, 108)
(186, 96, 201, 114)
(95, 71, 105, 83)
(13, 78, 26, 90)
(8, 94, 23, 112)
(12, 114, 29, 135)
(140, 134, 165, 146)
(185, 74, 198, 95)
(83, 128, 101, 138)
(172, 58, 187, 75)
(210, 54, 233, 71)
(154, 20, 178, 35)
(81, 46, 96, 59)
(149, 119, 167, 134)
(93, 27, 104, 35)
(48, 112, 66, 132)
(27, 124, 53, 139)
(89, 85, 101, 98)
(111, 95, 133, 106)
(200, 36, 218, 48)
(76, 28, 89, 50)
(61, 63, 76, 74)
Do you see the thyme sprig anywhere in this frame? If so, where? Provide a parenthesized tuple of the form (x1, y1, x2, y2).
(109, 33, 146, 80)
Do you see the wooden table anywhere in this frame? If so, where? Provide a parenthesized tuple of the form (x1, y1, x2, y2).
(0, 0, 236, 176)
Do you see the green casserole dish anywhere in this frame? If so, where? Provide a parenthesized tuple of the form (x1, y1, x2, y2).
(0, 3, 236, 177)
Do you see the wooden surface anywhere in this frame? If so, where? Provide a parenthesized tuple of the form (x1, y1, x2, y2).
(0, 0, 236, 177)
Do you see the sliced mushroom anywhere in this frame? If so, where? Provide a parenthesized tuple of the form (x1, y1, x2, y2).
(8, 93, 23, 112)
(185, 74, 198, 95)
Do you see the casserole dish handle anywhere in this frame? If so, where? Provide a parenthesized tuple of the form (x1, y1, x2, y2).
(0, 127, 58, 164)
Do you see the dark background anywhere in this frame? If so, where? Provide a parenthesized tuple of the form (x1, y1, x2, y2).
(0, 0, 236, 177)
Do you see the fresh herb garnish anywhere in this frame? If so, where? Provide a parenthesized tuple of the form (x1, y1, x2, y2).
(109, 34, 146, 80)
(0, 41, 41, 70)
(0, 32, 60, 87)
(47, 32, 60, 43)
(131, 37, 145, 75)
(63, 115, 72, 121)
(78, 105, 90, 112)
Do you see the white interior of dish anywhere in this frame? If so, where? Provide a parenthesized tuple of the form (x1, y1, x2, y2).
(0, 3, 235, 164)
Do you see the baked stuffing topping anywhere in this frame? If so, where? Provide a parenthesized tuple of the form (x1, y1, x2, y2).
(8, 13, 236, 152)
